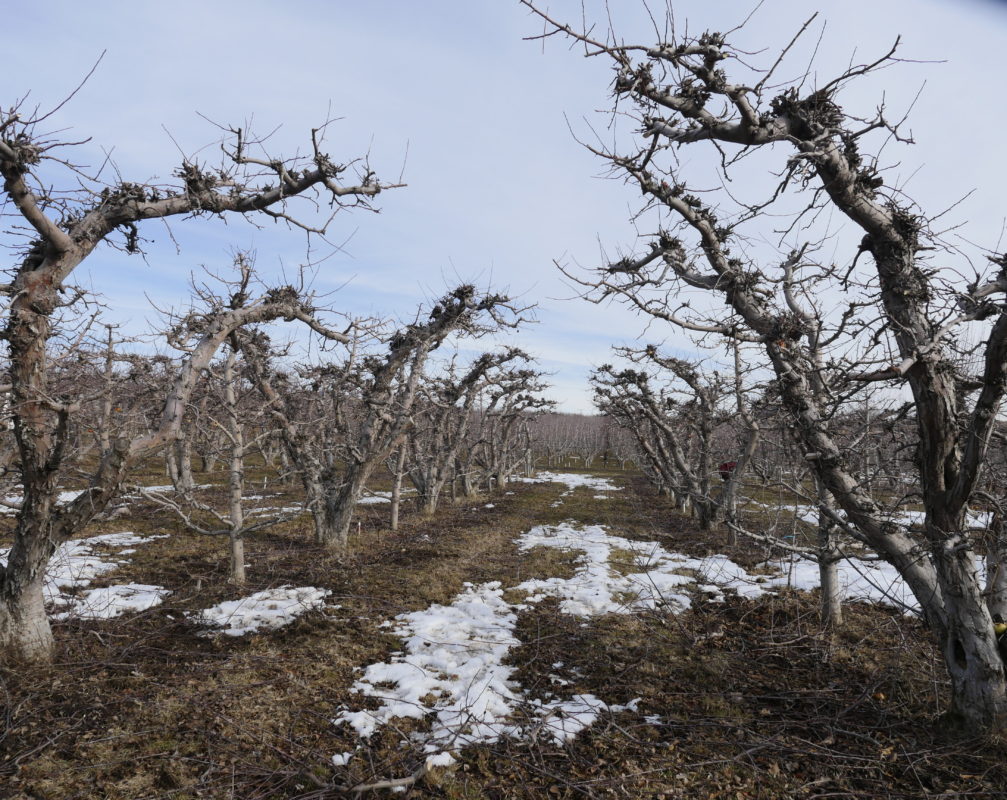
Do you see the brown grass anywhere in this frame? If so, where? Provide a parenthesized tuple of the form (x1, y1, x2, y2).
(2, 466, 1006, 798)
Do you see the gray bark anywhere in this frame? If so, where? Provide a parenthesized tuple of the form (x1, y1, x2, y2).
(390, 447, 406, 531)
(816, 479, 843, 630)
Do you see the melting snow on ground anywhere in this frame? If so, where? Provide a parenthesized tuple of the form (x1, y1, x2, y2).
(334, 513, 935, 764)
(191, 586, 331, 636)
(518, 472, 622, 495)
(0, 531, 170, 618)
(52, 584, 171, 620)
(0, 489, 92, 514)
(335, 581, 522, 745)
(334, 521, 793, 761)
(246, 505, 303, 516)
(358, 488, 417, 505)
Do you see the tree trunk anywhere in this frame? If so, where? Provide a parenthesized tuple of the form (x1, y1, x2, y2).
(165, 443, 179, 482)
(931, 528, 1007, 729)
(422, 485, 441, 515)
(409, 466, 441, 516)
(0, 568, 53, 660)
(226, 348, 246, 586)
(984, 508, 1007, 623)
(305, 479, 329, 546)
(176, 437, 194, 492)
(696, 500, 716, 531)
(390, 448, 406, 531)
(819, 553, 843, 632)
(229, 535, 246, 586)
(817, 479, 843, 630)
(317, 470, 371, 553)
(459, 466, 477, 499)
(322, 488, 354, 552)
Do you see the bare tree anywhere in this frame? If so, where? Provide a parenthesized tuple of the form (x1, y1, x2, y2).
(524, 3, 1007, 730)
(0, 99, 397, 661)
(140, 264, 315, 585)
(593, 345, 758, 532)
(250, 286, 520, 552)
(470, 366, 552, 491)
(406, 349, 531, 514)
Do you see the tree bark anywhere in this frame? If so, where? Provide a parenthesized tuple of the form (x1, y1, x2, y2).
(225, 347, 247, 586)
(390, 448, 406, 531)
(0, 567, 52, 660)
(319, 474, 367, 553)
(985, 509, 1007, 623)
(817, 480, 843, 630)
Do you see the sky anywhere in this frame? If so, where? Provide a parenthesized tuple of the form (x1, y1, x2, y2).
(3, 0, 1006, 412)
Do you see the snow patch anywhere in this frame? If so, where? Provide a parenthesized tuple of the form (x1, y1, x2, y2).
(335, 474, 962, 766)
(0, 488, 97, 514)
(425, 751, 457, 768)
(358, 489, 416, 506)
(53, 583, 170, 620)
(334, 521, 776, 761)
(335, 581, 521, 744)
(529, 694, 608, 743)
(191, 586, 331, 636)
(518, 472, 622, 495)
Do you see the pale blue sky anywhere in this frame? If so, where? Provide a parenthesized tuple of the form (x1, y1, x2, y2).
(3, 1, 1006, 411)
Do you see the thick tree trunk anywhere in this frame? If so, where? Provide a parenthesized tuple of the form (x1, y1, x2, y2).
(166, 438, 194, 492)
(409, 466, 441, 516)
(422, 485, 441, 515)
(322, 488, 355, 552)
(3, 289, 61, 660)
(931, 527, 1007, 729)
(317, 469, 371, 552)
(696, 500, 717, 531)
(176, 438, 194, 492)
(459, 465, 477, 499)
(165, 443, 178, 482)
(0, 567, 52, 660)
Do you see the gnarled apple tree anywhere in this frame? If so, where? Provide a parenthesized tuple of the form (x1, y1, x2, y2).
(0, 101, 396, 661)
(524, 3, 1007, 730)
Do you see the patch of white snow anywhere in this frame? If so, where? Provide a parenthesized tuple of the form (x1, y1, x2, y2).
(191, 586, 331, 636)
(53, 583, 170, 620)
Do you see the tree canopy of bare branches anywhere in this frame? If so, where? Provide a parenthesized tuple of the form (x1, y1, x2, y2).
(524, 2, 1007, 732)
(0, 100, 399, 661)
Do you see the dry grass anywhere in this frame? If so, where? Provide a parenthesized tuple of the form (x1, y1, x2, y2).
(2, 467, 1006, 798)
